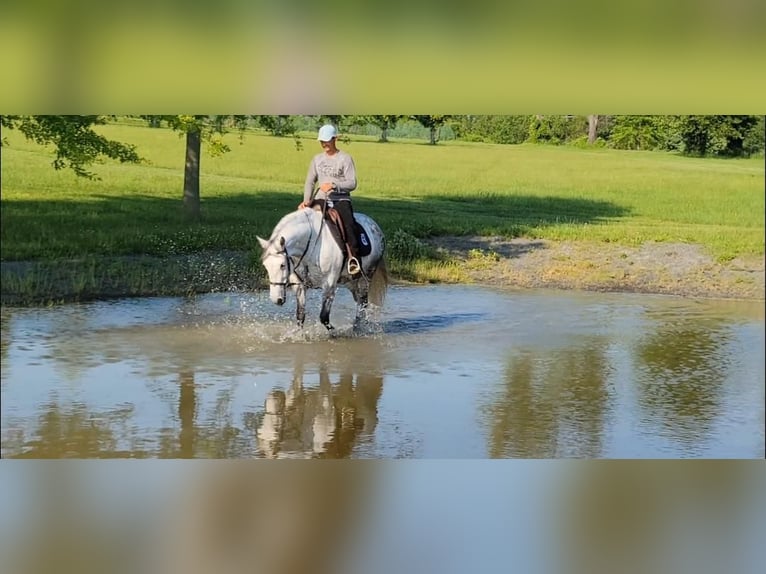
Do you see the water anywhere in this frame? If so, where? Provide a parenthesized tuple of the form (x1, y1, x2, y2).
(1, 285, 763, 458)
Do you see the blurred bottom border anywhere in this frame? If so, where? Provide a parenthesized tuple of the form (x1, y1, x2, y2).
(0, 460, 763, 574)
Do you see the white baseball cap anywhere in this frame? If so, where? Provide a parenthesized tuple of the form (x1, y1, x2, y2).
(317, 124, 338, 142)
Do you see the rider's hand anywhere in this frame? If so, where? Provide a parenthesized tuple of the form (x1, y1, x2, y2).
(319, 182, 334, 192)
(297, 201, 309, 209)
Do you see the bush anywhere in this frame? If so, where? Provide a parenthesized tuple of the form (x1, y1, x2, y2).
(476, 115, 531, 144)
(678, 115, 762, 157)
(387, 229, 428, 262)
(572, 135, 607, 149)
(528, 115, 588, 145)
(451, 116, 534, 144)
(743, 115, 765, 157)
(609, 116, 659, 150)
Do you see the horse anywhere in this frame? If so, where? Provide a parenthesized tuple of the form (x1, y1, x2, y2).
(257, 207, 388, 331)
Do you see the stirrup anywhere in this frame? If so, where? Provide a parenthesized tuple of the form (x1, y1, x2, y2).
(347, 257, 361, 275)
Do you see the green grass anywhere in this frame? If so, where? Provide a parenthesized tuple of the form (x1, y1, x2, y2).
(2, 122, 764, 263)
(0, 256, 263, 305)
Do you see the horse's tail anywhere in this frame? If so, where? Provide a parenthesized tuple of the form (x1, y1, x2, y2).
(368, 255, 389, 308)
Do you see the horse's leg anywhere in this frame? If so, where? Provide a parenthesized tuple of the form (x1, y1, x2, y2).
(295, 285, 306, 327)
(320, 286, 337, 331)
(350, 279, 370, 331)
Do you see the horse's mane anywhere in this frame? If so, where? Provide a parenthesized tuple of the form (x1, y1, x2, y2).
(261, 209, 315, 259)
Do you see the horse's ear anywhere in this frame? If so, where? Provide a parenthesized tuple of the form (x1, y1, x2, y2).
(256, 236, 269, 250)
(279, 236, 285, 249)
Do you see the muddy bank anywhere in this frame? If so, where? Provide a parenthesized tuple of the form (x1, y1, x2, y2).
(427, 237, 765, 300)
(1, 239, 764, 305)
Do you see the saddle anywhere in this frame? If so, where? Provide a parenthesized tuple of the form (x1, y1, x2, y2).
(314, 204, 372, 258)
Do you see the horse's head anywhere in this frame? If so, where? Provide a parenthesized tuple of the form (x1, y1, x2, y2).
(257, 235, 290, 306)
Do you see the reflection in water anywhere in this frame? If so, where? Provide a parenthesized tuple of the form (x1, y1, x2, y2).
(0, 310, 11, 364)
(1, 288, 763, 458)
(5, 402, 139, 459)
(178, 369, 196, 459)
(256, 355, 383, 459)
(636, 317, 730, 450)
(1, 309, 387, 458)
(485, 341, 610, 458)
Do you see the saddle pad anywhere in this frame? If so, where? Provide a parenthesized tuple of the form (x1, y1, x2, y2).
(324, 210, 372, 257)
(354, 220, 372, 257)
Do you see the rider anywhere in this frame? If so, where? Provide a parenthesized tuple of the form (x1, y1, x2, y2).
(298, 124, 361, 276)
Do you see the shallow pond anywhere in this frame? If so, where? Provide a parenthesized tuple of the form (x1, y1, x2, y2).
(1, 285, 763, 458)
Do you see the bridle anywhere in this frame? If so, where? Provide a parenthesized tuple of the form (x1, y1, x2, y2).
(268, 211, 314, 288)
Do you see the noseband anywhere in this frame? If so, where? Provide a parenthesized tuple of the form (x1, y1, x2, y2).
(268, 212, 314, 288)
(269, 249, 300, 288)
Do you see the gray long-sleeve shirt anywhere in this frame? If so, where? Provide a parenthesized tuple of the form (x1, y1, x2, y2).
(303, 150, 357, 203)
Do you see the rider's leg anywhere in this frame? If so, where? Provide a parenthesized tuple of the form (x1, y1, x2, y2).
(334, 199, 360, 274)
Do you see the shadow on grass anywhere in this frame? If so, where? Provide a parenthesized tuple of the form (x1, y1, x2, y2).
(424, 237, 549, 259)
(1, 191, 631, 261)
(1, 191, 629, 304)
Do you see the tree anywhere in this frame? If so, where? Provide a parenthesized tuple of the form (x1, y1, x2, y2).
(678, 115, 761, 157)
(305, 115, 372, 141)
(364, 115, 404, 142)
(143, 115, 250, 220)
(453, 115, 530, 144)
(256, 115, 298, 137)
(742, 115, 765, 157)
(182, 123, 202, 220)
(587, 115, 600, 145)
(143, 115, 306, 220)
(528, 115, 588, 145)
(411, 115, 452, 145)
(0, 115, 141, 179)
(301, 115, 349, 133)
(609, 116, 664, 150)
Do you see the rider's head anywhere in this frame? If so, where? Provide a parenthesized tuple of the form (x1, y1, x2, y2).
(317, 124, 338, 154)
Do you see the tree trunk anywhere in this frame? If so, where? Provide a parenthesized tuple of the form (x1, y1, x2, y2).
(429, 125, 437, 145)
(380, 126, 388, 142)
(588, 115, 599, 144)
(183, 129, 201, 219)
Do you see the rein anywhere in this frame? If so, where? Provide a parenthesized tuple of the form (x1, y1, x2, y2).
(269, 211, 314, 288)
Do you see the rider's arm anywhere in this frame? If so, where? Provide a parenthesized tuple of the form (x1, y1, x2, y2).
(333, 153, 357, 195)
(304, 157, 318, 203)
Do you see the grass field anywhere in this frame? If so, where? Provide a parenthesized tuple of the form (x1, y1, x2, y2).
(2, 122, 764, 263)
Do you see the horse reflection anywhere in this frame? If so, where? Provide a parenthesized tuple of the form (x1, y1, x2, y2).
(256, 358, 383, 459)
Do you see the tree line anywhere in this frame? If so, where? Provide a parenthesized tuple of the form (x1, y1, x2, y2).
(450, 115, 765, 158)
(243, 114, 764, 158)
(2, 115, 763, 219)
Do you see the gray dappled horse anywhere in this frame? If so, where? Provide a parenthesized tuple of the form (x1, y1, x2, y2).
(257, 207, 388, 331)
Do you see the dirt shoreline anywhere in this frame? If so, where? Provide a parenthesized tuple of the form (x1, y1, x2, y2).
(426, 237, 765, 301)
(1, 238, 764, 305)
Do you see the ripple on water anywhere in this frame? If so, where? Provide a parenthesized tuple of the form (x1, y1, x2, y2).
(0, 286, 763, 459)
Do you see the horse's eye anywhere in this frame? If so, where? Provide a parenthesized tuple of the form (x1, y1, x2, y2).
(280, 263, 286, 269)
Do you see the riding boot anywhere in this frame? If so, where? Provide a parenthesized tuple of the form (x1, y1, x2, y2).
(345, 238, 360, 275)
(336, 200, 361, 275)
